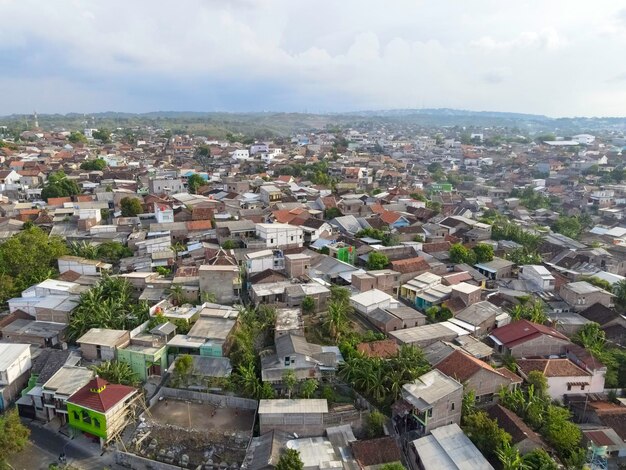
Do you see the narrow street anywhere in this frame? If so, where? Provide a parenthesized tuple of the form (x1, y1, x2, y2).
(9, 420, 115, 470)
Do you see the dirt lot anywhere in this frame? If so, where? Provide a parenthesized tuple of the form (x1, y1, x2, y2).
(128, 398, 255, 468)
(149, 398, 255, 433)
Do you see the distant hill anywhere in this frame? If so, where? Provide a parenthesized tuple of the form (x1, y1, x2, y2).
(1, 108, 625, 137)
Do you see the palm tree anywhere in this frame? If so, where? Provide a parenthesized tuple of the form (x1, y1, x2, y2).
(614, 279, 626, 310)
(90, 360, 139, 386)
(323, 300, 348, 340)
(282, 370, 298, 398)
(496, 441, 529, 470)
(169, 284, 186, 306)
(68, 241, 99, 259)
(200, 291, 216, 304)
(237, 363, 260, 398)
(386, 368, 405, 401)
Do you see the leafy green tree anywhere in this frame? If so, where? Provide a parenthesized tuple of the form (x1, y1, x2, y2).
(92, 129, 111, 143)
(506, 248, 543, 265)
(96, 241, 132, 263)
(221, 240, 236, 249)
(330, 286, 351, 305)
(90, 360, 140, 386)
(324, 207, 343, 219)
(463, 411, 512, 461)
(380, 463, 406, 470)
(366, 410, 386, 438)
(174, 354, 194, 386)
(522, 449, 558, 470)
(80, 158, 107, 171)
(472, 244, 494, 263)
(367, 251, 389, 270)
(491, 220, 542, 251)
(0, 226, 68, 306)
(120, 197, 143, 217)
(276, 448, 304, 470)
(187, 173, 205, 194)
(526, 371, 549, 400)
(41, 171, 81, 200)
(613, 279, 626, 310)
(68, 131, 87, 143)
(282, 370, 298, 398)
(551, 216, 583, 240)
(541, 405, 582, 457)
(449, 243, 477, 265)
(0, 408, 30, 467)
(321, 385, 336, 404)
(301, 295, 316, 314)
(300, 379, 319, 398)
(425, 305, 452, 323)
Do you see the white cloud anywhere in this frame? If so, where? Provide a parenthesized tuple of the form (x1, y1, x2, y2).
(0, 0, 625, 115)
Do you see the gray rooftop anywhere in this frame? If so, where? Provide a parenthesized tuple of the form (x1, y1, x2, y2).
(402, 369, 462, 411)
(77, 328, 128, 347)
(258, 399, 328, 414)
(412, 423, 494, 470)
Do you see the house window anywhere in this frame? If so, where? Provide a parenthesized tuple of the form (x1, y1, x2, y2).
(427, 409, 433, 418)
(270, 239, 274, 244)
(291, 236, 294, 241)
(93, 417, 100, 428)
(284, 357, 291, 366)
(81, 410, 91, 425)
(451, 402, 455, 411)
(72, 411, 80, 420)
(567, 384, 572, 391)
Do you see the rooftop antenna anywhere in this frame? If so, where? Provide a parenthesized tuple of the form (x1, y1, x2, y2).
(33, 110, 39, 129)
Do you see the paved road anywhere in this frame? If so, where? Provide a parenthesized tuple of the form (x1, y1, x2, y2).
(9, 421, 115, 470)
(27, 423, 96, 460)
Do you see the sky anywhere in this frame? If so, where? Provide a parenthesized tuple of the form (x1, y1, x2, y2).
(1, 0, 626, 117)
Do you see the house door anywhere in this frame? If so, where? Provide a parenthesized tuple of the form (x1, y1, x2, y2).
(148, 364, 161, 376)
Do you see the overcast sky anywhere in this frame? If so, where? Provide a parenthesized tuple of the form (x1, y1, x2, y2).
(2, 0, 626, 117)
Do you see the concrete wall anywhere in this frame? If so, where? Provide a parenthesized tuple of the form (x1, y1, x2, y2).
(259, 412, 325, 437)
(425, 386, 463, 434)
(285, 256, 310, 278)
(154, 387, 258, 410)
(35, 308, 71, 324)
(560, 288, 613, 312)
(199, 267, 239, 304)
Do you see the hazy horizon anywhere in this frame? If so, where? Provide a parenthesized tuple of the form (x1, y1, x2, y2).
(2, 0, 626, 117)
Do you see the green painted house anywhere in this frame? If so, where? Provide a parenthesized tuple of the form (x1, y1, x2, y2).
(117, 344, 168, 382)
(67, 377, 138, 446)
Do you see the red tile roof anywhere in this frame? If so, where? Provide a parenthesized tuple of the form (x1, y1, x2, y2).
(186, 220, 212, 231)
(435, 350, 511, 384)
(351, 437, 402, 467)
(379, 210, 402, 225)
(491, 319, 568, 348)
(390, 257, 430, 274)
(422, 241, 451, 253)
(517, 358, 589, 378)
(68, 377, 137, 414)
(357, 340, 399, 359)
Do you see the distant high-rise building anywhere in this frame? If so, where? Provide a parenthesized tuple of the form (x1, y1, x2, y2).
(33, 111, 39, 129)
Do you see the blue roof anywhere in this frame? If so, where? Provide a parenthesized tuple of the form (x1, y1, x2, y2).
(311, 238, 333, 249)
